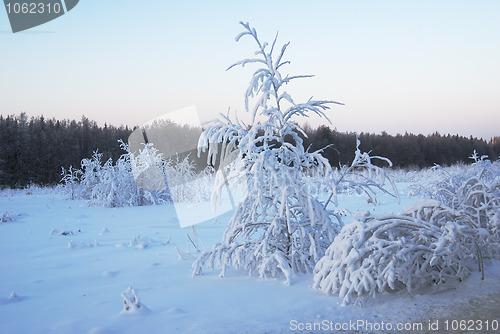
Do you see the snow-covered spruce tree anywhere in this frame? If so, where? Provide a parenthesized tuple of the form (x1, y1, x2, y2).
(192, 22, 344, 282)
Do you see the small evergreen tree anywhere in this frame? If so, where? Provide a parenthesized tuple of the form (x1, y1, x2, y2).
(193, 22, 344, 282)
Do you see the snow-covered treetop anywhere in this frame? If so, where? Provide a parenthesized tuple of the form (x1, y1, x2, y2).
(199, 21, 344, 166)
(229, 22, 343, 126)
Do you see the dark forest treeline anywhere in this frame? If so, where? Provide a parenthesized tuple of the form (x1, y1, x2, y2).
(0, 113, 498, 188)
(302, 125, 500, 169)
(0, 113, 132, 188)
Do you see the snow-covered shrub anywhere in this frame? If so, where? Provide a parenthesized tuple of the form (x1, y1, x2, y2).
(409, 153, 500, 257)
(88, 151, 145, 207)
(193, 22, 349, 282)
(61, 141, 213, 207)
(314, 157, 499, 304)
(313, 200, 487, 305)
(130, 142, 214, 203)
(61, 142, 170, 207)
(325, 137, 399, 212)
(409, 151, 497, 204)
(79, 151, 105, 201)
(165, 155, 214, 203)
(453, 171, 500, 258)
(129, 142, 166, 193)
(59, 166, 82, 200)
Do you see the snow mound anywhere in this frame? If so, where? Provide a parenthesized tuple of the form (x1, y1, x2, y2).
(0, 291, 25, 305)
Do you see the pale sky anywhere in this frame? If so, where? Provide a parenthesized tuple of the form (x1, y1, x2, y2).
(1, 0, 499, 140)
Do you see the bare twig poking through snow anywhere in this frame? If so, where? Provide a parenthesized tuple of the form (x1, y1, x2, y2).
(99, 226, 110, 235)
(121, 286, 149, 314)
(1, 211, 16, 223)
(175, 226, 205, 260)
(187, 226, 205, 253)
(175, 246, 192, 261)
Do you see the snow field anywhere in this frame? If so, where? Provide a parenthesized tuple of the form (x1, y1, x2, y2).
(1, 185, 499, 333)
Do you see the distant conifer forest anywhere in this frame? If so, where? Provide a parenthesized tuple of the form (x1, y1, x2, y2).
(0, 113, 498, 188)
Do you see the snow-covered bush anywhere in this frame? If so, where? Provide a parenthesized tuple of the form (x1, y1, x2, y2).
(313, 201, 487, 305)
(453, 169, 500, 258)
(193, 22, 344, 282)
(130, 142, 214, 203)
(78, 151, 105, 201)
(409, 151, 497, 203)
(129, 142, 166, 194)
(409, 153, 500, 256)
(75, 144, 164, 208)
(325, 137, 399, 211)
(61, 141, 213, 207)
(165, 155, 214, 203)
(59, 166, 81, 200)
(314, 157, 500, 304)
(89, 149, 148, 207)
(61, 143, 166, 207)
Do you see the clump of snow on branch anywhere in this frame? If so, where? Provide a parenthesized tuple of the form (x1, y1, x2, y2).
(194, 22, 396, 283)
(175, 226, 206, 260)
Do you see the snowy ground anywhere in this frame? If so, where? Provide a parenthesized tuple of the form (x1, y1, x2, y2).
(1, 186, 499, 334)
